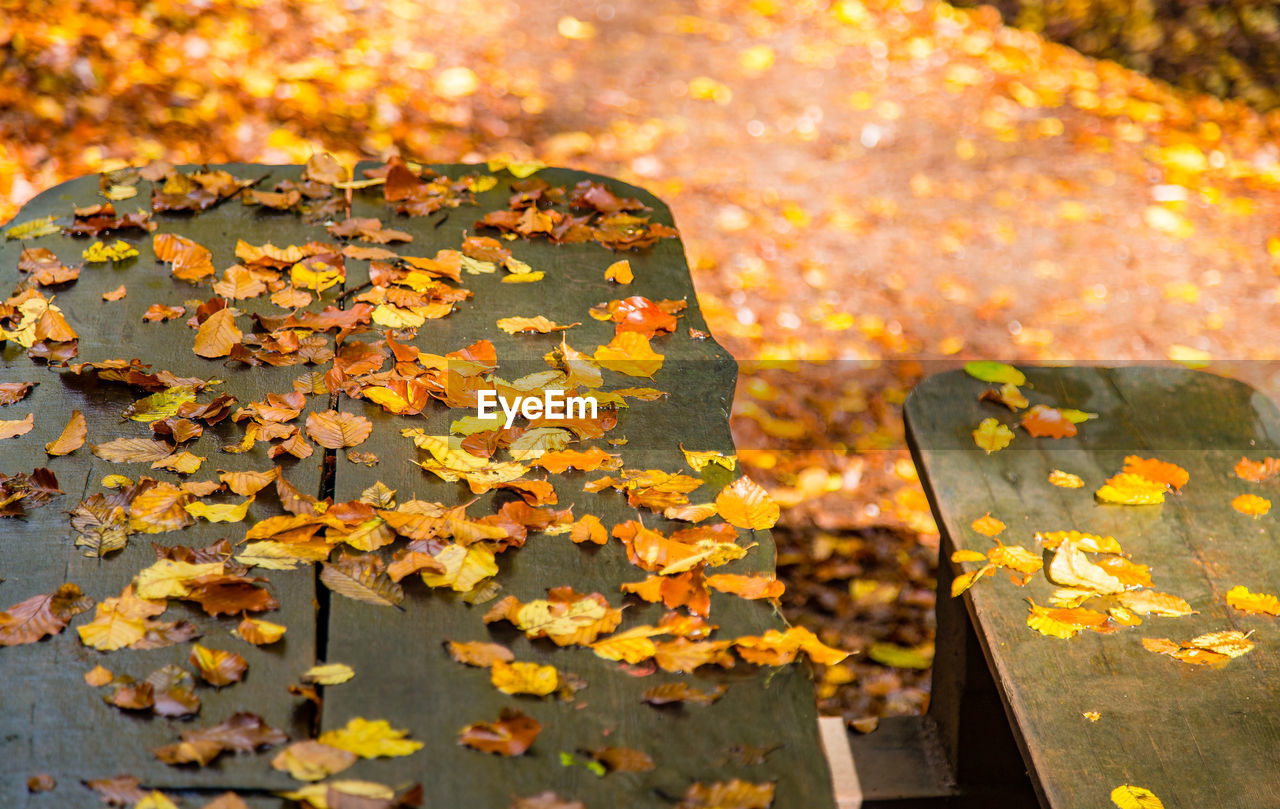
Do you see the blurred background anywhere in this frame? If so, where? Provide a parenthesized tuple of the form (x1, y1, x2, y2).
(4, 0, 1280, 728)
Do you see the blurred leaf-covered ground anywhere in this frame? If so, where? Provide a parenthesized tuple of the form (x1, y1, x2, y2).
(5, 0, 1280, 725)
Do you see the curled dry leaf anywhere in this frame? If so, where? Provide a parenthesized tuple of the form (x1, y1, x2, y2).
(271, 740, 357, 782)
(0, 382, 35, 406)
(234, 616, 287, 645)
(642, 681, 728, 706)
(1226, 585, 1280, 615)
(458, 709, 541, 756)
(153, 712, 287, 766)
(189, 644, 248, 687)
(45, 410, 87, 455)
(0, 413, 35, 439)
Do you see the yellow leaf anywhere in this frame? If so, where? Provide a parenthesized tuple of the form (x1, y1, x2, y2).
(681, 444, 737, 473)
(1035, 530, 1123, 554)
(490, 660, 559, 696)
(1226, 585, 1280, 616)
(83, 239, 138, 262)
(1118, 590, 1194, 617)
(236, 540, 330, 570)
(501, 271, 545, 283)
(950, 549, 987, 563)
(593, 331, 664, 377)
(303, 663, 355, 685)
(1025, 601, 1109, 639)
(1188, 629, 1255, 658)
(591, 625, 662, 663)
(496, 316, 577, 334)
(185, 497, 254, 523)
(987, 543, 1042, 575)
(715, 476, 778, 530)
(291, 258, 342, 291)
(420, 544, 499, 592)
(1111, 785, 1164, 809)
(604, 260, 634, 284)
(1096, 473, 1165, 505)
(134, 792, 180, 809)
(1048, 470, 1084, 488)
(970, 513, 1004, 536)
(133, 560, 224, 600)
(972, 418, 1013, 453)
(318, 717, 424, 759)
(5, 215, 59, 240)
(950, 564, 993, 597)
(1046, 541, 1124, 594)
(279, 781, 395, 809)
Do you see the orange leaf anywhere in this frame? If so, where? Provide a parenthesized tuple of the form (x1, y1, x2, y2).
(1226, 585, 1280, 616)
(593, 332, 664, 377)
(533, 447, 622, 473)
(189, 644, 247, 687)
(1021, 405, 1077, 438)
(1235, 457, 1280, 483)
(153, 233, 215, 281)
(458, 709, 541, 756)
(604, 260, 634, 284)
(1232, 493, 1271, 516)
(704, 573, 784, 599)
(102, 285, 126, 301)
(0, 583, 92, 646)
(0, 413, 35, 439)
(305, 410, 373, 449)
(569, 514, 608, 544)
(1122, 456, 1189, 490)
(45, 410, 86, 455)
(193, 309, 242, 358)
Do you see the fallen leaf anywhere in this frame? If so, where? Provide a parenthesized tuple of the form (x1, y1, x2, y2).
(1122, 456, 1189, 490)
(321, 551, 405, 608)
(271, 740, 357, 782)
(0, 583, 92, 646)
(490, 660, 559, 696)
(677, 779, 775, 809)
(1096, 473, 1166, 505)
(715, 476, 779, 530)
(84, 664, 114, 687)
(1233, 493, 1271, 516)
(964, 361, 1025, 385)
(970, 513, 1005, 536)
(193, 309, 242, 358)
(307, 410, 373, 449)
(593, 331, 663, 377)
(1021, 405, 1077, 438)
(604, 260, 634, 284)
(189, 645, 248, 687)
(304, 663, 356, 685)
(1111, 785, 1164, 809)
(642, 682, 727, 706)
(972, 418, 1013, 453)
(497, 316, 578, 334)
(458, 709, 541, 756)
(0, 413, 35, 439)
(1226, 585, 1280, 615)
(319, 717, 424, 759)
(45, 410, 86, 455)
(153, 712, 287, 766)
(234, 616, 287, 645)
(1235, 457, 1280, 483)
(1048, 470, 1084, 488)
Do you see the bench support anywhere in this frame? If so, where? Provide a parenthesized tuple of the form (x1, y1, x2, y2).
(842, 533, 1044, 808)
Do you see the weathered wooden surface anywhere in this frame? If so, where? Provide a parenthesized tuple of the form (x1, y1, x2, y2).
(0, 168, 325, 806)
(905, 366, 1280, 809)
(0, 164, 835, 808)
(321, 165, 835, 808)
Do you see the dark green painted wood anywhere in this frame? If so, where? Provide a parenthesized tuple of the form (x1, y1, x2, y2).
(1, 165, 836, 808)
(905, 366, 1280, 809)
(0, 168, 326, 806)
(319, 165, 836, 809)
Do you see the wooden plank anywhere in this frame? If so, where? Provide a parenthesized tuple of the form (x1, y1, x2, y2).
(319, 165, 838, 807)
(0, 167, 327, 805)
(904, 366, 1280, 809)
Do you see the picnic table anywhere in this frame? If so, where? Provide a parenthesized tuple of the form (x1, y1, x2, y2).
(864, 365, 1280, 808)
(0, 162, 844, 808)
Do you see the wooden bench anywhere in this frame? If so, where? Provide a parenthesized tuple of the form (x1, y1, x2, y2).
(852, 365, 1280, 808)
(0, 163, 848, 808)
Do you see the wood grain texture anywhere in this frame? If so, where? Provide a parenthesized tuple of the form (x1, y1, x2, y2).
(0, 165, 835, 808)
(0, 167, 324, 807)
(319, 165, 835, 809)
(905, 366, 1280, 809)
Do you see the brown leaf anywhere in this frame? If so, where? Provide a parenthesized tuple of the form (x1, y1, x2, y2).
(588, 746, 656, 773)
(642, 682, 728, 706)
(153, 712, 287, 766)
(306, 410, 373, 449)
(193, 308, 243, 358)
(677, 780, 775, 809)
(144, 304, 186, 322)
(45, 409, 87, 455)
(26, 774, 56, 792)
(458, 708, 541, 756)
(102, 285, 127, 301)
(0, 583, 92, 646)
(189, 644, 248, 686)
(321, 551, 405, 608)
